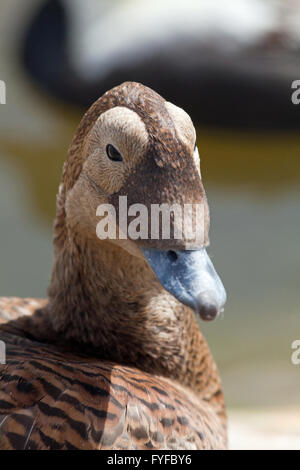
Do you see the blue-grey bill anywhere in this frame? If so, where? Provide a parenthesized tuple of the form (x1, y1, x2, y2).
(142, 247, 226, 321)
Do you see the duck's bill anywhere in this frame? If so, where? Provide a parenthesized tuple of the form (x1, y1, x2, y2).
(142, 247, 226, 321)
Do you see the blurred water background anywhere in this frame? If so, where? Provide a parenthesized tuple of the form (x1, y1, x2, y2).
(0, 0, 300, 448)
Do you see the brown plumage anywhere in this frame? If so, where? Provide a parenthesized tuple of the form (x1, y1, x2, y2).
(0, 82, 227, 450)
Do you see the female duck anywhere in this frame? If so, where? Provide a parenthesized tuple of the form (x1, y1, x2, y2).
(0, 82, 226, 450)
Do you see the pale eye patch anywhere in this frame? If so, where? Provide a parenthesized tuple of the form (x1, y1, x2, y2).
(193, 145, 201, 177)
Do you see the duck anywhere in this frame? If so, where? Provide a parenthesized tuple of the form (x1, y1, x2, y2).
(0, 82, 227, 450)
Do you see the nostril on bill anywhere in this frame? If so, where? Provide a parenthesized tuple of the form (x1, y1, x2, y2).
(167, 250, 178, 263)
(196, 290, 220, 321)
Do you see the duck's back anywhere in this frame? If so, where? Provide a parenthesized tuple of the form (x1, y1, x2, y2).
(0, 298, 226, 450)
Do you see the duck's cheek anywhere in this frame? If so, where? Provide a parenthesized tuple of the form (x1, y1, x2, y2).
(142, 248, 226, 321)
(109, 237, 145, 260)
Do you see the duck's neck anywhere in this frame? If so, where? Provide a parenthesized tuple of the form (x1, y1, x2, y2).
(43, 235, 225, 420)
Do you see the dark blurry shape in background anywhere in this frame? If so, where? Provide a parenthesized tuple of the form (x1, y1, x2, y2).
(23, 0, 300, 129)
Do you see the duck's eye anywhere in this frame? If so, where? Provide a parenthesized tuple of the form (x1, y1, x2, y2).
(106, 144, 123, 162)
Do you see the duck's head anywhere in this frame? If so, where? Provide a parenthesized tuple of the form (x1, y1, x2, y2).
(57, 82, 226, 321)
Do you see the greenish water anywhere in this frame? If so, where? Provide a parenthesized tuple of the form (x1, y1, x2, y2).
(204, 188, 300, 407)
